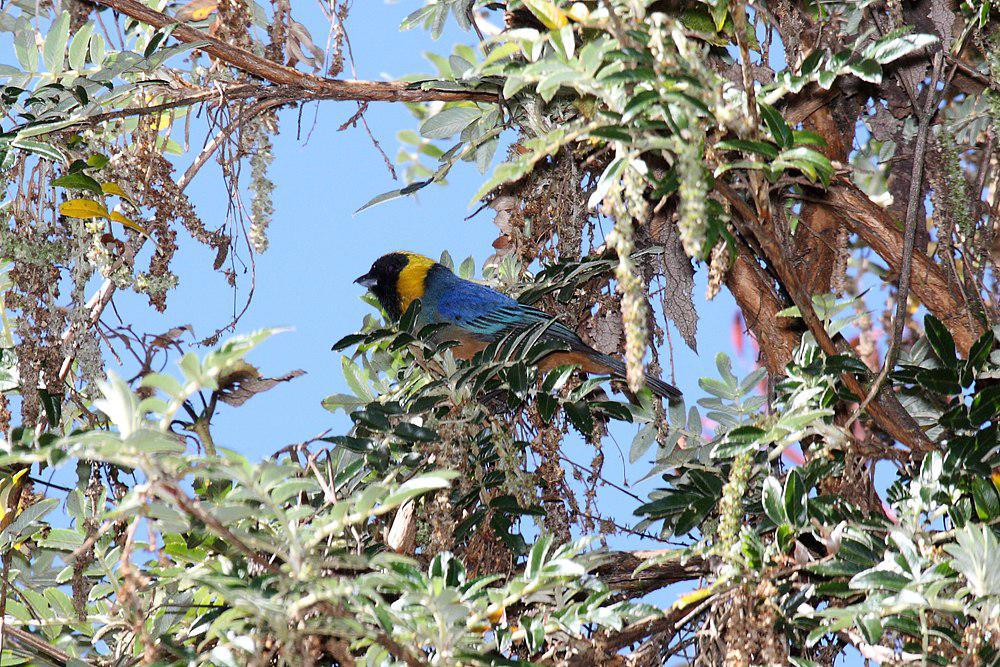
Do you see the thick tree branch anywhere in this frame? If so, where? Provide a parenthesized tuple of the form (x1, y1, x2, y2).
(725, 239, 800, 375)
(91, 0, 494, 103)
(594, 550, 707, 598)
(849, 55, 943, 424)
(823, 181, 984, 355)
(717, 182, 935, 452)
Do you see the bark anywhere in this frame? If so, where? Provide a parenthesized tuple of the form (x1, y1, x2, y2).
(725, 239, 800, 375)
(595, 550, 707, 598)
(718, 182, 936, 452)
(825, 182, 985, 355)
(792, 106, 852, 295)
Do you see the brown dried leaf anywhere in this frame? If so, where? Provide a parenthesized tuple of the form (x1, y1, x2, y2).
(584, 300, 623, 354)
(385, 500, 416, 555)
(150, 325, 191, 348)
(867, 103, 901, 142)
(216, 361, 305, 407)
(286, 19, 325, 72)
(652, 215, 698, 352)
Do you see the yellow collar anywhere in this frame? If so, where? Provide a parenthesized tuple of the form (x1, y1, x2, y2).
(397, 253, 436, 314)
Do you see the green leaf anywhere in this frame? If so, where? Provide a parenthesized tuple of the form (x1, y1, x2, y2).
(924, 315, 957, 368)
(943, 523, 1000, 597)
(847, 58, 882, 83)
(759, 103, 793, 148)
(381, 471, 457, 509)
(41, 528, 84, 551)
(629, 423, 658, 463)
(394, 422, 439, 442)
(52, 172, 103, 195)
(355, 180, 432, 213)
(43, 11, 71, 74)
(715, 138, 779, 159)
(775, 147, 834, 185)
(15, 29, 38, 72)
(420, 106, 482, 139)
(783, 470, 808, 526)
(12, 139, 65, 163)
(966, 330, 994, 372)
(762, 476, 785, 525)
(864, 32, 938, 64)
(526, 535, 554, 579)
(915, 367, 960, 395)
(622, 90, 660, 122)
(849, 568, 911, 592)
(972, 477, 1000, 520)
(68, 23, 93, 71)
(2, 498, 59, 544)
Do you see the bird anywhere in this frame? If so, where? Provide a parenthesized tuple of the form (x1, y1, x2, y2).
(354, 251, 681, 401)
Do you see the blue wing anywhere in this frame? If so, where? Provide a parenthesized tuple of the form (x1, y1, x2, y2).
(423, 271, 588, 348)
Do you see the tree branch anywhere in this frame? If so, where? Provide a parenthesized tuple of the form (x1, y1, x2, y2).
(91, 0, 494, 103)
(594, 550, 707, 598)
(716, 182, 935, 452)
(158, 481, 280, 574)
(848, 54, 943, 425)
(822, 181, 984, 355)
(725, 236, 800, 375)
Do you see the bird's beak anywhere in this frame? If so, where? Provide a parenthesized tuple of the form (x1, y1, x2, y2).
(354, 272, 377, 289)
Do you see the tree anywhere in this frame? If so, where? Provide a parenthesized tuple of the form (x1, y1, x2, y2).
(0, 0, 997, 664)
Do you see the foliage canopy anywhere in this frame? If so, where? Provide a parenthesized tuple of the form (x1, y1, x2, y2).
(0, 0, 997, 665)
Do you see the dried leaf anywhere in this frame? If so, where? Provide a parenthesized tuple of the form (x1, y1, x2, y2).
(150, 326, 192, 348)
(867, 103, 900, 142)
(216, 361, 305, 406)
(652, 215, 698, 352)
(385, 500, 416, 555)
(584, 300, 623, 354)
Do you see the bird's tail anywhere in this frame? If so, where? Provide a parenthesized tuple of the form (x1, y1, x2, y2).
(594, 354, 682, 402)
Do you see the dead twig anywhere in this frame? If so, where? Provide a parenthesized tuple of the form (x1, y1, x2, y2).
(847, 53, 944, 428)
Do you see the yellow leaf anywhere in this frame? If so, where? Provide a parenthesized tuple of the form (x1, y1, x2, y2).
(176, 0, 218, 21)
(522, 0, 568, 29)
(672, 587, 711, 610)
(60, 198, 109, 219)
(992, 469, 1000, 492)
(100, 181, 132, 200)
(487, 605, 505, 624)
(109, 211, 149, 237)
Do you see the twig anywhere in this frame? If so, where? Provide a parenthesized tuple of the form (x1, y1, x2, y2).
(158, 481, 280, 573)
(2, 625, 88, 666)
(846, 53, 944, 428)
(374, 631, 427, 667)
(338, 102, 397, 180)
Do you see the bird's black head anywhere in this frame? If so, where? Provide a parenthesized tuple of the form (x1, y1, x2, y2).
(354, 252, 409, 320)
